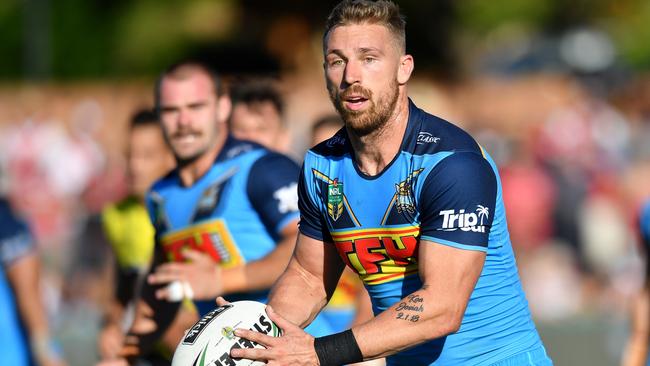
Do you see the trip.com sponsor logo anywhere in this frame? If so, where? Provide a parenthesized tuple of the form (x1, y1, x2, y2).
(438, 205, 489, 233)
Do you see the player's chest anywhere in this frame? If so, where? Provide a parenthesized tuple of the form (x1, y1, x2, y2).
(312, 159, 425, 229)
(153, 164, 248, 231)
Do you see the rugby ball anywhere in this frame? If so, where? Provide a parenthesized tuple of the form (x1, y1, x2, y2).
(171, 301, 281, 366)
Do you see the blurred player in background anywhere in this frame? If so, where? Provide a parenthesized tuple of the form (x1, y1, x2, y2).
(622, 199, 650, 366)
(0, 196, 67, 366)
(228, 78, 289, 152)
(110, 60, 303, 364)
(97, 110, 197, 365)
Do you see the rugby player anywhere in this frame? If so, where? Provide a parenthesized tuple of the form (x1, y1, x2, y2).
(230, 1, 552, 365)
(113, 61, 303, 364)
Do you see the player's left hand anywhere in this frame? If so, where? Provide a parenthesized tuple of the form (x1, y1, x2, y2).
(148, 249, 222, 301)
(231, 305, 319, 366)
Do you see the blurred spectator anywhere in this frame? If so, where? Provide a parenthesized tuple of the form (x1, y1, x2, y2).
(0, 102, 105, 249)
(228, 78, 289, 152)
(0, 196, 67, 366)
(97, 109, 197, 364)
(500, 140, 556, 252)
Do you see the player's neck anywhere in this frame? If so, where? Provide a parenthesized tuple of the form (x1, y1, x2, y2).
(177, 133, 227, 187)
(348, 93, 409, 177)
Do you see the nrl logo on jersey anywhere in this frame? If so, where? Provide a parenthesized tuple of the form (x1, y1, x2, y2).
(327, 179, 344, 221)
(438, 205, 490, 233)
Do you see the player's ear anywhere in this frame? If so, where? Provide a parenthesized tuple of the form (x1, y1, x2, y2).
(397, 54, 414, 85)
(217, 95, 232, 124)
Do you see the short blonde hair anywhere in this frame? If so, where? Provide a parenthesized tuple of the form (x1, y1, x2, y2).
(324, 0, 406, 53)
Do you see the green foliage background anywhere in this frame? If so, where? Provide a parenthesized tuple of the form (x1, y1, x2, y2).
(1, 0, 649, 80)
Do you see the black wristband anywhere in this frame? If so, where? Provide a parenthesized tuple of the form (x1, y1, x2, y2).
(314, 329, 364, 366)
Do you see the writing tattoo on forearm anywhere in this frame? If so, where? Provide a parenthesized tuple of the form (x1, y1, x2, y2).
(394, 294, 424, 322)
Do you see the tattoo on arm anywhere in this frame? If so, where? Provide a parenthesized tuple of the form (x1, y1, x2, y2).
(394, 294, 424, 322)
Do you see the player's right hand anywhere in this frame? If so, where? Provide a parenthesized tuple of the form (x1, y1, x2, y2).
(215, 296, 230, 306)
(231, 305, 319, 366)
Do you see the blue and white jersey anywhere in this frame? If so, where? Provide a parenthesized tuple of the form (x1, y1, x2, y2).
(147, 136, 300, 316)
(298, 100, 550, 365)
(0, 198, 34, 366)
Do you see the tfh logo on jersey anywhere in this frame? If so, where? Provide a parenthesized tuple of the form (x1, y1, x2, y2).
(438, 205, 490, 233)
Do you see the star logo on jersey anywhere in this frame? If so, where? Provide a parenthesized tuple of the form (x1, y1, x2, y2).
(327, 179, 344, 221)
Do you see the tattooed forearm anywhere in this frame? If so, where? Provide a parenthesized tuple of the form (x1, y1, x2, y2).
(394, 294, 424, 322)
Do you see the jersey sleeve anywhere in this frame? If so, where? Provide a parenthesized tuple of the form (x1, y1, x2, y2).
(0, 200, 35, 265)
(247, 152, 300, 240)
(640, 201, 650, 249)
(418, 152, 497, 251)
(297, 163, 332, 242)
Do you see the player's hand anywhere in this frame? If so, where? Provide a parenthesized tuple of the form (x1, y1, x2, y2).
(148, 249, 222, 301)
(97, 322, 124, 360)
(230, 305, 319, 366)
(216, 296, 230, 307)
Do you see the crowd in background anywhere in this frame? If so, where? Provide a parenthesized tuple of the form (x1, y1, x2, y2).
(1, 28, 650, 366)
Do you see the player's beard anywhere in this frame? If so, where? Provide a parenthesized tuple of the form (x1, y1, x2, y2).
(168, 127, 215, 167)
(328, 79, 399, 137)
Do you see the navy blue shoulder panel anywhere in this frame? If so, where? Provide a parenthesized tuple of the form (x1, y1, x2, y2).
(419, 151, 497, 248)
(247, 151, 300, 239)
(216, 135, 266, 162)
(0, 198, 34, 265)
(310, 128, 351, 158)
(403, 100, 482, 157)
